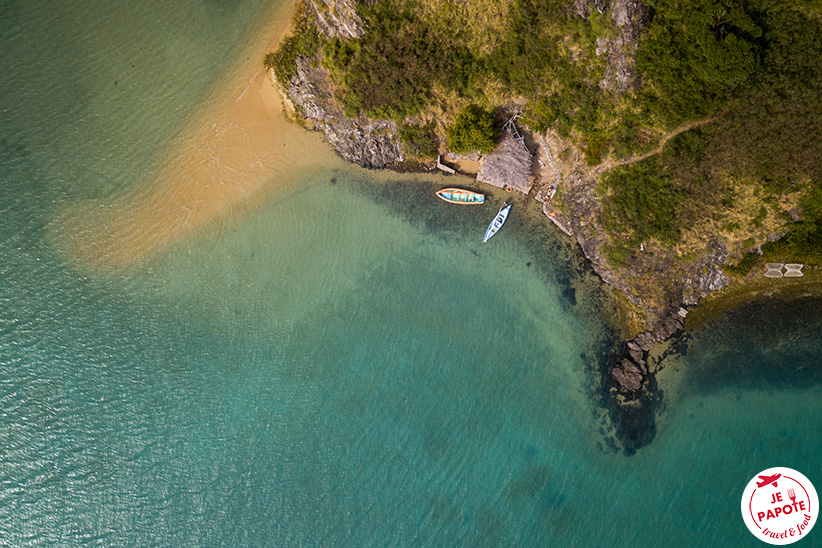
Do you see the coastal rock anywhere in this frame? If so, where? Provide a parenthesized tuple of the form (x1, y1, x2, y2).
(611, 358, 644, 391)
(628, 347, 645, 367)
(767, 229, 790, 242)
(288, 57, 403, 168)
(307, 0, 364, 39)
(664, 315, 682, 334)
(682, 241, 731, 305)
(633, 332, 654, 352)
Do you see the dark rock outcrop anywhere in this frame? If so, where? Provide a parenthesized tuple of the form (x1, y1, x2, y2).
(611, 357, 644, 390)
(287, 57, 403, 168)
(543, 159, 729, 391)
(575, 0, 607, 18)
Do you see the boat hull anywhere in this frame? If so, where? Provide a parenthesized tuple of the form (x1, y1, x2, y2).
(483, 203, 511, 242)
(436, 188, 485, 204)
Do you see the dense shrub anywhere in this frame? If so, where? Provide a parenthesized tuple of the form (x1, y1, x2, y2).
(637, 0, 761, 123)
(445, 106, 499, 154)
(322, 3, 477, 119)
(398, 123, 439, 158)
(724, 252, 762, 276)
(601, 161, 681, 244)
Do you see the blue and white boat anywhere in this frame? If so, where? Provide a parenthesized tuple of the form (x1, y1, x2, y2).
(483, 202, 511, 242)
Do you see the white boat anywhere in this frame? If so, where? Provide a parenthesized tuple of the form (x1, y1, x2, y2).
(483, 202, 511, 242)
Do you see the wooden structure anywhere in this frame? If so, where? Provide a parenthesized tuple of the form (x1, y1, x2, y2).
(477, 126, 533, 194)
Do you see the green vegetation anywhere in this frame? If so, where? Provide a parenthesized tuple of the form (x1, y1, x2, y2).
(760, 190, 822, 265)
(398, 122, 439, 158)
(724, 252, 762, 276)
(317, 0, 614, 147)
(311, 0, 821, 164)
(600, 129, 725, 244)
(270, 0, 822, 271)
(445, 106, 498, 154)
(264, 3, 322, 85)
(636, 0, 761, 124)
(600, 2, 822, 263)
(322, 2, 479, 119)
(601, 162, 681, 245)
(605, 245, 634, 268)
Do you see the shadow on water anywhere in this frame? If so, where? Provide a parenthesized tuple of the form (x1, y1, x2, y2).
(598, 294, 822, 455)
(680, 295, 822, 393)
(340, 171, 608, 316)
(591, 339, 663, 456)
(337, 171, 668, 455)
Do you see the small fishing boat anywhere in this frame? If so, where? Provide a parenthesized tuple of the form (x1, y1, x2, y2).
(483, 202, 511, 243)
(436, 188, 485, 204)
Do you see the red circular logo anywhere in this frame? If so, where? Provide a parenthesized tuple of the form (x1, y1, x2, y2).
(741, 467, 818, 544)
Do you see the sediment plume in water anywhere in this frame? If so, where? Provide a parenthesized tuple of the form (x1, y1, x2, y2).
(60, 3, 341, 269)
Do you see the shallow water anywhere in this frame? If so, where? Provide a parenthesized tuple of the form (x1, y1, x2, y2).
(1, 1, 821, 547)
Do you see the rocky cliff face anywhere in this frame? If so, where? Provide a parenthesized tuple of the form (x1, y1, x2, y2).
(578, 0, 651, 94)
(286, 57, 404, 168)
(306, 0, 365, 39)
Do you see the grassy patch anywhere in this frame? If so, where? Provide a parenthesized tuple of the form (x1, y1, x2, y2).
(605, 245, 633, 268)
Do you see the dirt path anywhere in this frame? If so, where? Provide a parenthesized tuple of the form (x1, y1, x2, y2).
(593, 115, 718, 176)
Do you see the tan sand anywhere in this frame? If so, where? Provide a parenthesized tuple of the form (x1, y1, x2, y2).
(453, 158, 480, 176)
(61, 1, 343, 270)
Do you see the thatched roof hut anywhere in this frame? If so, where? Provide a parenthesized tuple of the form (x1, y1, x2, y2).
(476, 130, 533, 193)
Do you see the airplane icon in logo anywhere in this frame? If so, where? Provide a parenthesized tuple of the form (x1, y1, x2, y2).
(757, 474, 781, 488)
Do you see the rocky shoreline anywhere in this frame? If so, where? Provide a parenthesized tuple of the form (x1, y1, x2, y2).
(287, 57, 404, 169)
(541, 152, 731, 391)
(274, 0, 731, 398)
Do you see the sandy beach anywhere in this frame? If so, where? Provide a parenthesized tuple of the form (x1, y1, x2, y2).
(61, 0, 342, 269)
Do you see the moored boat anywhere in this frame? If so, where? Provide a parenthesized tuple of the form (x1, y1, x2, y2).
(483, 202, 511, 242)
(436, 188, 485, 204)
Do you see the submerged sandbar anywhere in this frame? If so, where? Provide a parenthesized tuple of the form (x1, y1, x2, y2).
(61, 0, 342, 269)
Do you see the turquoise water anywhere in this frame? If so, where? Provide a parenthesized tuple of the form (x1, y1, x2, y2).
(1, 1, 821, 546)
